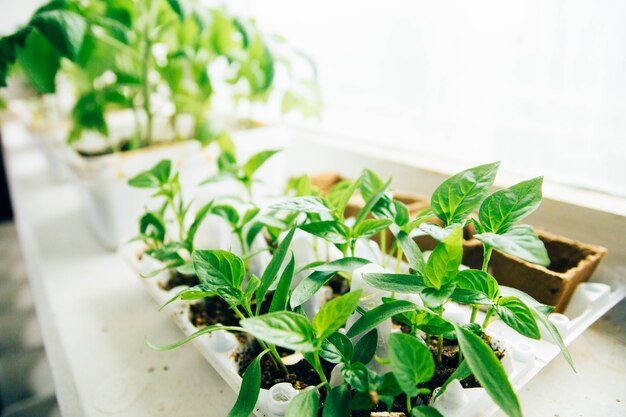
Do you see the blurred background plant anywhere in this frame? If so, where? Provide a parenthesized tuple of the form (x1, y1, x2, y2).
(0, 0, 321, 153)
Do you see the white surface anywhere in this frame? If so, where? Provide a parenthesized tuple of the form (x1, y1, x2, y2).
(2, 121, 625, 417)
(2, 122, 235, 416)
(247, 0, 626, 197)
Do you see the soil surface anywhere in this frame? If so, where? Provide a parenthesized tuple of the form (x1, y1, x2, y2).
(327, 274, 350, 297)
(159, 271, 199, 291)
(422, 334, 504, 398)
(543, 238, 590, 273)
(236, 341, 335, 390)
(189, 298, 240, 328)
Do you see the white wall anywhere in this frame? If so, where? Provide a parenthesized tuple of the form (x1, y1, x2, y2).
(245, 0, 626, 196)
(3, 0, 625, 195)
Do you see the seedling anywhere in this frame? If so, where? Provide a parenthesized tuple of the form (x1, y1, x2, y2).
(128, 159, 213, 273)
(271, 169, 393, 258)
(138, 162, 577, 417)
(202, 149, 282, 201)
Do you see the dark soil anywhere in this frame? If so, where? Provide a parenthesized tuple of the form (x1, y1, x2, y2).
(543, 238, 590, 273)
(421, 335, 504, 399)
(76, 141, 133, 157)
(327, 274, 350, 297)
(159, 271, 199, 291)
(236, 341, 335, 390)
(189, 298, 240, 328)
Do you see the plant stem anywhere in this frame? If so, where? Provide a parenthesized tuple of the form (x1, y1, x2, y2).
(437, 305, 444, 363)
(395, 246, 403, 273)
(470, 306, 478, 324)
(406, 393, 412, 413)
(481, 245, 493, 272)
(482, 308, 495, 328)
(245, 182, 253, 203)
(312, 352, 330, 389)
(458, 345, 463, 366)
(239, 303, 288, 375)
(380, 230, 387, 267)
(141, 2, 154, 146)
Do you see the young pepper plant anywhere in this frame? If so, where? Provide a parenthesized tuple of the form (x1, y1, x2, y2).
(271, 170, 394, 258)
(240, 290, 363, 416)
(128, 159, 213, 273)
(346, 227, 520, 417)
(148, 226, 297, 373)
(202, 149, 282, 202)
(421, 162, 549, 269)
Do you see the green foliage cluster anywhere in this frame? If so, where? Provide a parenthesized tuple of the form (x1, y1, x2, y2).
(132, 159, 573, 417)
(0, 0, 320, 151)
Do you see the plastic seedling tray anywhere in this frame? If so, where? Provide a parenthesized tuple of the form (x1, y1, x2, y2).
(119, 239, 625, 417)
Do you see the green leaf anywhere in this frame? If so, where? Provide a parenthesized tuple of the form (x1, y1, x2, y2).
(242, 149, 281, 179)
(499, 286, 573, 370)
(160, 285, 215, 310)
(211, 205, 240, 227)
(452, 323, 522, 417)
(346, 300, 418, 338)
(451, 288, 492, 305)
(241, 207, 260, 227)
(455, 269, 500, 300)
(313, 290, 362, 340)
(421, 284, 456, 307)
(355, 177, 392, 225)
(431, 162, 500, 225)
(353, 218, 392, 239)
(269, 254, 295, 313)
(30, 10, 88, 61)
(139, 212, 165, 242)
(419, 222, 465, 242)
(388, 333, 435, 397)
(256, 227, 296, 314)
(186, 201, 214, 249)
(362, 272, 426, 294)
(342, 363, 369, 392)
(423, 227, 463, 289)
(270, 196, 330, 213)
(395, 230, 426, 272)
(285, 387, 318, 417)
(531, 308, 574, 370)
(351, 329, 378, 364)
(192, 250, 245, 295)
(312, 257, 372, 273)
(322, 385, 350, 417)
(401, 208, 436, 234)
(479, 177, 543, 234)
(147, 324, 243, 351)
(15, 29, 60, 93)
(325, 179, 359, 220)
(300, 221, 350, 244)
(393, 200, 410, 226)
(227, 351, 265, 417)
(290, 270, 335, 308)
(290, 258, 371, 308)
(475, 225, 550, 266)
(241, 311, 316, 352)
(496, 296, 541, 339)
(410, 406, 445, 417)
(320, 332, 353, 364)
(128, 160, 171, 188)
(167, 0, 190, 19)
